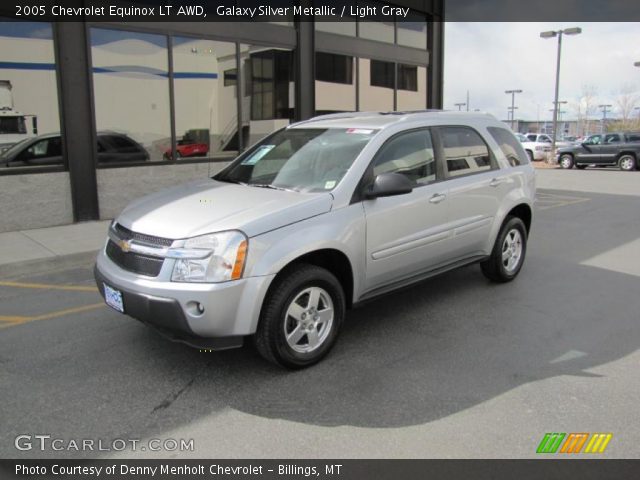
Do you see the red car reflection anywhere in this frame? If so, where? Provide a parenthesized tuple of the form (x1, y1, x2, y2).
(163, 141, 208, 160)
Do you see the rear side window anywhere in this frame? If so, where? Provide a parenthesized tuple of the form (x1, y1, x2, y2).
(627, 134, 640, 142)
(487, 127, 529, 166)
(440, 126, 493, 178)
(372, 129, 436, 185)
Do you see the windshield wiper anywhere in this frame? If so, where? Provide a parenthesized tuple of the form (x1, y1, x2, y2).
(250, 183, 300, 192)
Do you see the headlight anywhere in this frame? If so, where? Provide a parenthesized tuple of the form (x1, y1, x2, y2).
(170, 231, 248, 283)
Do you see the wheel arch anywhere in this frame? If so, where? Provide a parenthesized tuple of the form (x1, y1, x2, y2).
(265, 248, 355, 310)
(506, 203, 532, 235)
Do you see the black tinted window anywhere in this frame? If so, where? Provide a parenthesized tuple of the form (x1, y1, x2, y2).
(372, 130, 436, 185)
(627, 134, 640, 142)
(316, 52, 353, 85)
(370, 60, 394, 89)
(488, 127, 529, 166)
(103, 135, 139, 152)
(440, 127, 493, 177)
(605, 134, 621, 143)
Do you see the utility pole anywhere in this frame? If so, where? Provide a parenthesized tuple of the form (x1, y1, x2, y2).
(599, 104, 612, 133)
(505, 89, 522, 130)
(466, 90, 470, 111)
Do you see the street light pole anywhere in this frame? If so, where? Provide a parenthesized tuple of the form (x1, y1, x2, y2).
(541, 27, 582, 162)
(454, 102, 466, 111)
(599, 104, 612, 133)
(505, 89, 522, 130)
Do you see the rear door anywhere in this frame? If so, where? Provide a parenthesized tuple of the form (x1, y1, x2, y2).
(600, 133, 622, 164)
(434, 126, 508, 258)
(362, 128, 450, 291)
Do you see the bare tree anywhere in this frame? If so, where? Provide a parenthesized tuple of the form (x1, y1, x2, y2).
(613, 84, 640, 131)
(578, 85, 598, 136)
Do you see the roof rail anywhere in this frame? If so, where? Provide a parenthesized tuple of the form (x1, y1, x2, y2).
(289, 111, 384, 127)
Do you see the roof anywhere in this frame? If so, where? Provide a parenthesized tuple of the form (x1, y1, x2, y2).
(289, 110, 497, 130)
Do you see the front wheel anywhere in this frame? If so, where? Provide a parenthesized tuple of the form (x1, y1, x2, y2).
(254, 264, 345, 368)
(481, 217, 527, 283)
(619, 154, 636, 171)
(559, 154, 574, 169)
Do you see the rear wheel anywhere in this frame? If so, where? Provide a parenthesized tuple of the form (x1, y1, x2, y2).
(619, 154, 636, 171)
(254, 264, 345, 368)
(481, 216, 527, 283)
(559, 154, 574, 169)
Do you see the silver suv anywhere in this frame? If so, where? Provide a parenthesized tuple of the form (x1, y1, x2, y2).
(95, 111, 535, 368)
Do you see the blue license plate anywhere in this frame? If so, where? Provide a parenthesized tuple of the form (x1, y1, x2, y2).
(103, 283, 124, 313)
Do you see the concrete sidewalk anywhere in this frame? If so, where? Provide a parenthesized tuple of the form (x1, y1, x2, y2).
(0, 220, 111, 277)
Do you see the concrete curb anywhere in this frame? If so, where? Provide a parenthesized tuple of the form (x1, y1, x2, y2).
(0, 250, 99, 279)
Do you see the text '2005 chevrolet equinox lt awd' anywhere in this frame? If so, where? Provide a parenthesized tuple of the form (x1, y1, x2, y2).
(95, 111, 535, 368)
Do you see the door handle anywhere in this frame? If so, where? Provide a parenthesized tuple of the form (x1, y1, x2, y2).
(429, 193, 447, 204)
(489, 177, 507, 187)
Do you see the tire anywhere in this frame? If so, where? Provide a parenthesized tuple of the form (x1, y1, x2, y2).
(526, 150, 534, 162)
(481, 216, 527, 283)
(254, 264, 345, 369)
(618, 154, 636, 172)
(575, 164, 587, 170)
(559, 154, 574, 169)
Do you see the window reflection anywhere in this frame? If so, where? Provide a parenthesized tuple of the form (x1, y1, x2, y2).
(172, 37, 237, 160)
(315, 52, 356, 114)
(0, 22, 60, 166)
(91, 28, 169, 163)
(240, 45, 294, 147)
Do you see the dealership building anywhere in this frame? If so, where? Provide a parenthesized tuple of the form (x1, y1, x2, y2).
(0, 1, 443, 232)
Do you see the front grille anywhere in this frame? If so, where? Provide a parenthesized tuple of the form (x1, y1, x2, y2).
(106, 240, 164, 277)
(114, 223, 173, 247)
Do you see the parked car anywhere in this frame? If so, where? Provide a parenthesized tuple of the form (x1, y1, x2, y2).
(0, 131, 148, 167)
(95, 111, 535, 368)
(525, 133, 571, 149)
(556, 131, 640, 170)
(517, 133, 551, 161)
(163, 139, 209, 160)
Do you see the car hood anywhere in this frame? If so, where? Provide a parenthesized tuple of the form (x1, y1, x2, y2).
(117, 179, 334, 239)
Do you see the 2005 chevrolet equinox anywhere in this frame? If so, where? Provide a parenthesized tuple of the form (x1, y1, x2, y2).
(95, 111, 535, 368)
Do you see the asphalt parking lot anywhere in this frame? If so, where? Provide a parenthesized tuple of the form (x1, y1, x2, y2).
(1, 168, 639, 459)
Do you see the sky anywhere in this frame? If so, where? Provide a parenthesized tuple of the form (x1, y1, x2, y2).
(443, 22, 640, 121)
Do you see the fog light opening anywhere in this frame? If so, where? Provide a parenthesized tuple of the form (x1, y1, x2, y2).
(186, 301, 205, 316)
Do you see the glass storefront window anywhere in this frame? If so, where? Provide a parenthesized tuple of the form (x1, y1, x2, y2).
(358, 1, 394, 43)
(315, 52, 356, 114)
(240, 44, 294, 148)
(397, 65, 427, 110)
(397, 12, 428, 48)
(90, 28, 170, 163)
(172, 37, 238, 160)
(359, 58, 393, 111)
(0, 22, 61, 168)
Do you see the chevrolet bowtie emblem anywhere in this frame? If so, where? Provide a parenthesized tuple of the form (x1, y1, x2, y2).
(118, 239, 132, 253)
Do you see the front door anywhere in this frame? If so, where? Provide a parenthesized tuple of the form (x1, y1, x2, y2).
(363, 129, 450, 291)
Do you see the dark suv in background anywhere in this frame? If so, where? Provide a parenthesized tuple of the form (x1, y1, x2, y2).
(557, 132, 640, 171)
(0, 131, 149, 167)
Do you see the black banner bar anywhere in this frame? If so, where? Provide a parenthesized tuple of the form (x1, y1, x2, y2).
(1, 0, 640, 22)
(1, 459, 640, 480)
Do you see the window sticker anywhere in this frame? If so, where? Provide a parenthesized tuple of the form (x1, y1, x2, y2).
(346, 128, 375, 135)
(241, 145, 275, 165)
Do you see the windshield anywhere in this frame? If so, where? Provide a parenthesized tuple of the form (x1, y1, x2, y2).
(215, 127, 377, 192)
(0, 137, 32, 159)
(516, 134, 528, 142)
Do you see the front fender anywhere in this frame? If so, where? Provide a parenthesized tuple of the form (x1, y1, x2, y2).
(245, 204, 367, 304)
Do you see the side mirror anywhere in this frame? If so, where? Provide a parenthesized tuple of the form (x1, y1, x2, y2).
(365, 172, 414, 199)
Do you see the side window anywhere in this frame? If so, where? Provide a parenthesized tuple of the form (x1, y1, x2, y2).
(539, 135, 552, 143)
(487, 127, 529, 166)
(526, 134, 536, 142)
(440, 126, 493, 177)
(627, 134, 640, 143)
(371, 130, 436, 185)
(604, 134, 620, 144)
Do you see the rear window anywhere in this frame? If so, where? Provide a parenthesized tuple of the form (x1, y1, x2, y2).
(487, 127, 529, 167)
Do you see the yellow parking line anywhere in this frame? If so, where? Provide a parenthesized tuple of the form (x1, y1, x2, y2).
(0, 281, 97, 292)
(0, 303, 106, 329)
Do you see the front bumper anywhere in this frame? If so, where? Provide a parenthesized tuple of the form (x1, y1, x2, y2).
(95, 248, 275, 348)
